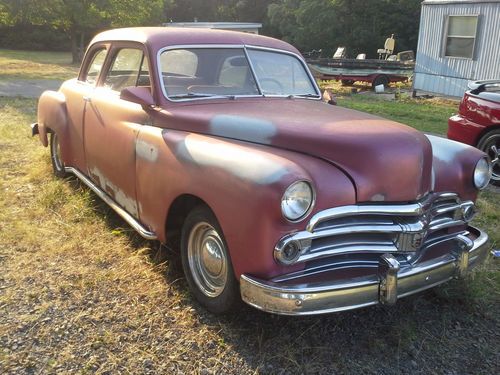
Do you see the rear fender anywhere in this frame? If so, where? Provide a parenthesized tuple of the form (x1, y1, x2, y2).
(37, 90, 68, 147)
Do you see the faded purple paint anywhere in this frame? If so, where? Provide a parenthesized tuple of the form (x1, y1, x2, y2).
(36, 27, 487, 281)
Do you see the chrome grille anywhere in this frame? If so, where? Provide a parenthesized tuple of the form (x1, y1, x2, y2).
(274, 192, 475, 265)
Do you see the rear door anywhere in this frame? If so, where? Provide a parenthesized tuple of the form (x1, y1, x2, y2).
(60, 45, 108, 172)
(83, 44, 152, 218)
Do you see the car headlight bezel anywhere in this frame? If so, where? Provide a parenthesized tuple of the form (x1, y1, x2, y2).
(473, 157, 492, 190)
(281, 180, 315, 222)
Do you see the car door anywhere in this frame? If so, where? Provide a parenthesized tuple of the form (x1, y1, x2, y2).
(60, 45, 109, 172)
(83, 45, 152, 218)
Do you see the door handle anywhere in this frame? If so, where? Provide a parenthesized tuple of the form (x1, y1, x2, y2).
(83, 96, 91, 103)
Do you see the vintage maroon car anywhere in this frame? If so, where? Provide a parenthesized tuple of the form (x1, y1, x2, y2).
(448, 80, 500, 185)
(32, 28, 491, 315)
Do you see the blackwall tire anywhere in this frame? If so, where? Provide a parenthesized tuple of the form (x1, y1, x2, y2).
(50, 132, 68, 178)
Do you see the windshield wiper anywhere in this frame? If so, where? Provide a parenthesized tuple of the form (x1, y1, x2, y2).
(169, 93, 236, 100)
(169, 93, 218, 99)
(287, 93, 320, 99)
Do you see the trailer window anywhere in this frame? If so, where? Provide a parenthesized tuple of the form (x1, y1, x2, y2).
(444, 15, 478, 59)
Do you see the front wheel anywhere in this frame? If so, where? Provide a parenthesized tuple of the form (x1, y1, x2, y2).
(181, 205, 239, 313)
(477, 129, 500, 186)
(49, 132, 68, 178)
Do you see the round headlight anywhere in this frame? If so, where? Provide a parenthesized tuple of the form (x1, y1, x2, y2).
(281, 181, 314, 221)
(473, 158, 492, 190)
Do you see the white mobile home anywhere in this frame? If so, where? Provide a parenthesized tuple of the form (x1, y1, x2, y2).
(413, 0, 500, 97)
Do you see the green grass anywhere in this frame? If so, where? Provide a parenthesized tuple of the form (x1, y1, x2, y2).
(337, 94, 457, 135)
(0, 68, 499, 373)
(0, 49, 79, 80)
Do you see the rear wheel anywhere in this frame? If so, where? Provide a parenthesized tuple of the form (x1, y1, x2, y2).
(50, 132, 68, 178)
(341, 79, 354, 86)
(181, 205, 239, 313)
(477, 129, 500, 186)
(372, 75, 389, 88)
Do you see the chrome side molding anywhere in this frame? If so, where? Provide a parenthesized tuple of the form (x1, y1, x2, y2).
(65, 167, 157, 240)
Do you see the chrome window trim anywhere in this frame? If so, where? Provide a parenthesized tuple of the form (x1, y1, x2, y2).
(155, 44, 322, 102)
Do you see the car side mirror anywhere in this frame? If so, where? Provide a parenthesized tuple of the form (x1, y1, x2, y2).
(120, 86, 155, 107)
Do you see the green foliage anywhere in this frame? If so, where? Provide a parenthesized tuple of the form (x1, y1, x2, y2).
(163, 0, 280, 35)
(0, 0, 163, 62)
(268, 0, 422, 57)
(0, 24, 70, 51)
(0, 0, 423, 61)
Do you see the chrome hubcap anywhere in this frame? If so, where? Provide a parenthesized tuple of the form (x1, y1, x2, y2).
(485, 136, 500, 182)
(187, 222, 228, 297)
(52, 133, 64, 171)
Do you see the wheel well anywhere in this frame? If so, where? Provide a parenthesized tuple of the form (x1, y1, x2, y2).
(165, 194, 208, 250)
(475, 125, 500, 147)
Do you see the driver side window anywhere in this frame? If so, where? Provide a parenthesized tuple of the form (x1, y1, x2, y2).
(84, 49, 107, 85)
(103, 48, 150, 92)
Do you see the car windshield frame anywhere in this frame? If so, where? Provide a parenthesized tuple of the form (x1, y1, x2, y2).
(156, 44, 321, 102)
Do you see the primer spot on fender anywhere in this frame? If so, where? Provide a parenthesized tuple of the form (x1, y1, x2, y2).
(136, 139, 159, 163)
(370, 193, 385, 201)
(89, 166, 139, 217)
(425, 134, 469, 163)
(210, 115, 276, 144)
(176, 136, 289, 185)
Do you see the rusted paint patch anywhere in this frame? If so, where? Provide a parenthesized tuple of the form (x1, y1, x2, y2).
(136, 139, 159, 163)
(89, 166, 139, 217)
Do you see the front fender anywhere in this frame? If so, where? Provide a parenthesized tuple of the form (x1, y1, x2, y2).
(135, 126, 356, 279)
(37, 90, 68, 147)
(426, 134, 485, 201)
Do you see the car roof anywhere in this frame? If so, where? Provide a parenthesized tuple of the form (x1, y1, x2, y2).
(90, 27, 299, 55)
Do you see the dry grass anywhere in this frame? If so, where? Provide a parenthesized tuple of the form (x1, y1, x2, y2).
(0, 96, 499, 374)
(0, 49, 79, 80)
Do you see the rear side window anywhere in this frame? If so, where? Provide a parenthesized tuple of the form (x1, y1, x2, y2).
(84, 49, 107, 85)
(160, 49, 198, 77)
(103, 48, 149, 92)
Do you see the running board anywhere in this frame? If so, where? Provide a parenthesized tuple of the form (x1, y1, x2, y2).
(65, 167, 158, 240)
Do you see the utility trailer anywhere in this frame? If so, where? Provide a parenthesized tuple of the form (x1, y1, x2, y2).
(305, 35, 415, 88)
(306, 57, 414, 88)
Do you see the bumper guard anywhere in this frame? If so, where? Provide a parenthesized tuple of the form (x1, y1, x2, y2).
(240, 226, 489, 315)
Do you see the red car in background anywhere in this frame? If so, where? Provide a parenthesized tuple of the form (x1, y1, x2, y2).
(448, 81, 500, 185)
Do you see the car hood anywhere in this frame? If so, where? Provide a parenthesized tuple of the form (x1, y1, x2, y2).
(157, 99, 433, 202)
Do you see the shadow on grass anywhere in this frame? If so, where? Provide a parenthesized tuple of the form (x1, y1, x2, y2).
(64, 175, 498, 374)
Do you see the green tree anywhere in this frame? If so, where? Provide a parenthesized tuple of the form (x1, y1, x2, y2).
(268, 0, 421, 57)
(54, 0, 163, 63)
(0, 0, 163, 63)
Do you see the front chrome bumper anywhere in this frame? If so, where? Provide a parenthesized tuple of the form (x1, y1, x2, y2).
(240, 226, 489, 315)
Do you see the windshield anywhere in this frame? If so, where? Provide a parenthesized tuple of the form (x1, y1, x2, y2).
(158, 47, 319, 100)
